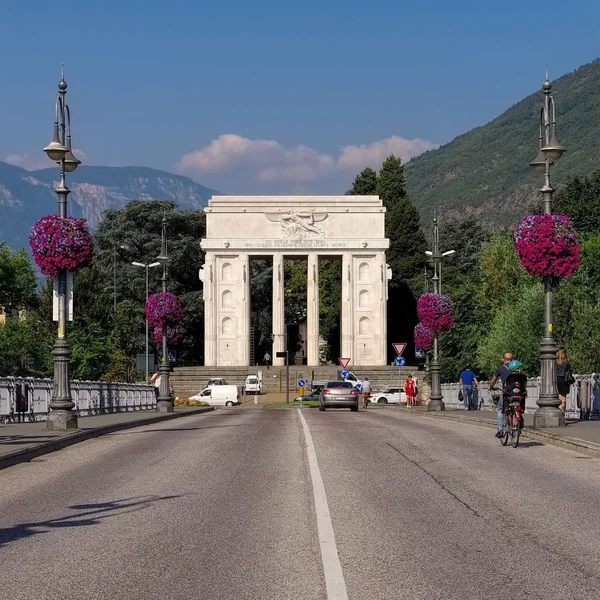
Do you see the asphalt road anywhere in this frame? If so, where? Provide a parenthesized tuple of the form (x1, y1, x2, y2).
(1, 407, 600, 600)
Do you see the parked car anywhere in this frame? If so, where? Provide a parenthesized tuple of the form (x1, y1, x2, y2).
(189, 385, 240, 407)
(319, 381, 359, 412)
(244, 375, 262, 395)
(370, 387, 406, 405)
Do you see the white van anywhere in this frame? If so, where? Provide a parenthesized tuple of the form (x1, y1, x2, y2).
(244, 373, 262, 395)
(190, 385, 240, 407)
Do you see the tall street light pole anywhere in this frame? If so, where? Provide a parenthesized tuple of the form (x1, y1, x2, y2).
(530, 67, 566, 428)
(155, 215, 174, 412)
(132, 261, 161, 382)
(425, 214, 455, 412)
(42, 66, 81, 430)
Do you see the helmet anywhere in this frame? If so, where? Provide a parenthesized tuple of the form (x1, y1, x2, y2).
(507, 359, 523, 371)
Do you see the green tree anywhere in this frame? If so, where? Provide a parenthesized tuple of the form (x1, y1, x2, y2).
(552, 169, 600, 234)
(346, 167, 377, 195)
(0, 243, 38, 312)
(377, 156, 407, 210)
(0, 316, 53, 377)
(477, 283, 544, 377)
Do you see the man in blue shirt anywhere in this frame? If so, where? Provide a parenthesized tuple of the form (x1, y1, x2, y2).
(459, 363, 479, 410)
(489, 352, 513, 438)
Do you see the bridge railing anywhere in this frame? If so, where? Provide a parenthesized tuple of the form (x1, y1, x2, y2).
(441, 374, 600, 419)
(0, 377, 156, 420)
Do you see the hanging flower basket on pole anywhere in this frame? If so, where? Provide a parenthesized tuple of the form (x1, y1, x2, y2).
(514, 214, 580, 278)
(416, 293, 454, 333)
(29, 215, 93, 277)
(414, 323, 435, 351)
(146, 292, 184, 328)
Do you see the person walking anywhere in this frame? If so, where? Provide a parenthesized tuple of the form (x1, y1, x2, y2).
(404, 374, 416, 407)
(459, 363, 479, 410)
(263, 351, 272, 369)
(556, 348, 574, 413)
(362, 377, 372, 408)
(150, 369, 161, 400)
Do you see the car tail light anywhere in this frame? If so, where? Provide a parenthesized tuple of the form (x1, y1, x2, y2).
(350, 389, 358, 395)
(323, 389, 330, 394)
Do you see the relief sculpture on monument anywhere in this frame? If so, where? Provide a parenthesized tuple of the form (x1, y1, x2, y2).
(266, 209, 328, 238)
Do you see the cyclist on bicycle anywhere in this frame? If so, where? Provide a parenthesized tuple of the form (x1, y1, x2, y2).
(362, 378, 372, 408)
(489, 352, 512, 438)
(504, 360, 527, 431)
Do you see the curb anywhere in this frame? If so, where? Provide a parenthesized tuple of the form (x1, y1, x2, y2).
(396, 408, 600, 457)
(0, 407, 214, 472)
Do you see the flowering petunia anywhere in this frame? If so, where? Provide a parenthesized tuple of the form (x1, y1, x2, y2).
(153, 325, 179, 346)
(414, 323, 435, 351)
(146, 292, 184, 328)
(514, 214, 580, 278)
(29, 215, 93, 277)
(416, 293, 454, 333)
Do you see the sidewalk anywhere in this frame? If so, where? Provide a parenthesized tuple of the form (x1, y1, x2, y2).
(398, 405, 600, 456)
(0, 407, 214, 471)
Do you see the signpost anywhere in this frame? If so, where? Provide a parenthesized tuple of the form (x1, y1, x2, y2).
(338, 357, 351, 369)
(340, 369, 349, 379)
(168, 350, 176, 363)
(394, 356, 406, 367)
(392, 343, 407, 357)
(298, 379, 306, 405)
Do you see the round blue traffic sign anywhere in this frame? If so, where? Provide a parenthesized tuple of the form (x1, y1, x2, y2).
(354, 383, 363, 393)
(298, 379, 306, 387)
(340, 369, 349, 379)
(394, 356, 406, 367)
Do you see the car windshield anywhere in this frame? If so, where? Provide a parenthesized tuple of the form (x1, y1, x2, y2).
(247, 378, 258, 384)
(326, 381, 352, 388)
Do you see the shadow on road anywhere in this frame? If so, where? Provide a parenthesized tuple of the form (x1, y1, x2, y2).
(0, 494, 180, 548)
(515, 441, 544, 449)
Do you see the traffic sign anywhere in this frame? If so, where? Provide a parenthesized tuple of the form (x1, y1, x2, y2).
(355, 383, 363, 393)
(392, 343, 407, 357)
(340, 369, 349, 379)
(415, 346, 425, 359)
(298, 379, 306, 387)
(394, 356, 406, 367)
(168, 350, 177, 363)
(338, 357, 351, 369)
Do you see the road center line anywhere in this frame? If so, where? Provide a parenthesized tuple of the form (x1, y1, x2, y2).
(297, 409, 349, 600)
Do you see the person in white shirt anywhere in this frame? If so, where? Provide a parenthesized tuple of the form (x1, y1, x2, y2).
(362, 378, 372, 408)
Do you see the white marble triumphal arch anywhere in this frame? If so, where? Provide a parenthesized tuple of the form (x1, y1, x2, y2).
(199, 196, 391, 367)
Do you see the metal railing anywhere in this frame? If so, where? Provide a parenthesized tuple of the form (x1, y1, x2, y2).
(442, 374, 600, 419)
(0, 377, 156, 422)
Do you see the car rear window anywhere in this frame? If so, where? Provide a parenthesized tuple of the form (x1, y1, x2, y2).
(326, 381, 353, 388)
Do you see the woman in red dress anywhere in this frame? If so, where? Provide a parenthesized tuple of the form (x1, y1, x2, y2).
(404, 375, 416, 407)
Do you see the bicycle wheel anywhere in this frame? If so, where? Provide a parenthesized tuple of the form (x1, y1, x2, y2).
(511, 413, 520, 448)
(501, 416, 509, 446)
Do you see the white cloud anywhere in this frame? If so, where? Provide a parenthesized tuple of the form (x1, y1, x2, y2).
(176, 134, 438, 184)
(337, 136, 438, 171)
(4, 149, 88, 171)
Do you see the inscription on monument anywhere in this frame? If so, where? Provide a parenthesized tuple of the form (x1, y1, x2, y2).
(243, 239, 347, 249)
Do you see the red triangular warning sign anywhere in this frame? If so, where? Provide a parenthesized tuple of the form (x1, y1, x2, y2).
(392, 343, 407, 357)
(338, 357, 351, 369)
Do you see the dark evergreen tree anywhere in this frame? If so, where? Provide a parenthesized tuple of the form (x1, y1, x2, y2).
(377, 155, 406, 210)
(346, 167, 377, 195)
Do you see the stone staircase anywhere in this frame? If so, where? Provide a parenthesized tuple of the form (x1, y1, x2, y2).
(171, 365, 422, 399)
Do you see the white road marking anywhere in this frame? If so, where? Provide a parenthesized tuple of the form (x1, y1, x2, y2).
(298, 409, 349, 600)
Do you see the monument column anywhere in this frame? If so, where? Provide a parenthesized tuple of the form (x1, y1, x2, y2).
(375, 252, 387, 365)
(307, 253, 319, 366)
(238, 253, 251, 366)
(341, 253, 354, 360)
(272, 253, 286, 367)
(202, 252, 217, 366)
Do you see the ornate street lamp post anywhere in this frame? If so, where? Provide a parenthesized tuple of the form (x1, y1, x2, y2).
(155, 215, 174, 412)
(132, 260, 161, 383)
(530, 68, 566, 428)
(43, 67, 81, 430)
(425, 215, 455, 412)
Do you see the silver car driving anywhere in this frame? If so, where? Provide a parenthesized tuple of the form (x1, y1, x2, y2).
(319, 381, 359, 412)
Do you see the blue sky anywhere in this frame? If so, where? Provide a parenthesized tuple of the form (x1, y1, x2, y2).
(0, 0, 597, 194)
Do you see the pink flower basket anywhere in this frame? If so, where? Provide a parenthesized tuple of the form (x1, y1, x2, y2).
(146, 292, 184, 328)
(416, 293, 454, 333)
(29, 215, 93, 277)
(414, 323, 435, 351)
(514, 214, 580, 278)
(153, 325, 179, 346)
